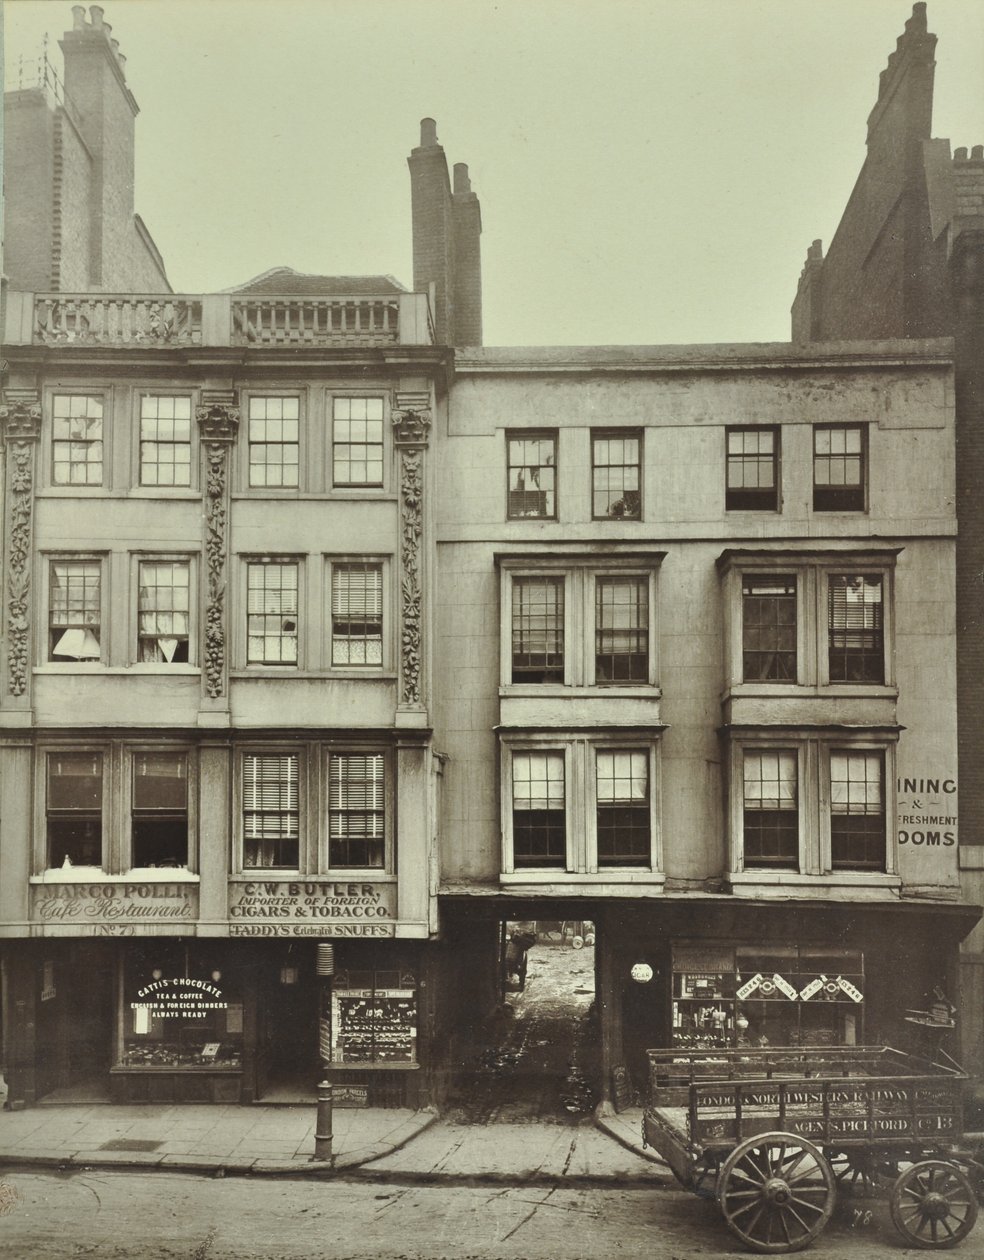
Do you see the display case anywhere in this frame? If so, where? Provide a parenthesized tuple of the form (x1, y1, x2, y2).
(670, 943, 864, 1050)
(331, 968, 417, 1064)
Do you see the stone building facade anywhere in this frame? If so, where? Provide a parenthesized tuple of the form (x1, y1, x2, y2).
(432, 340, 976, 1105)
(791, 1, 984, 1077)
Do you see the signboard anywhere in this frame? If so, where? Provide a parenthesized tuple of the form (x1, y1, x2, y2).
(896, 773, 958, 848)
(31, 883, 196, 928)
(333, 1085, 369, 1108)
(611, 1065, 633, 1112)
(129, 976, 229, 1022)
(228, 881, 396, 937)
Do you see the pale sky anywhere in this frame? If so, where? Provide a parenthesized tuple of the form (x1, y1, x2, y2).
(4, 0, 984, 346)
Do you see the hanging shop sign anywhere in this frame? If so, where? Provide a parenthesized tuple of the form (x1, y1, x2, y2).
(31, 883, 197, 927)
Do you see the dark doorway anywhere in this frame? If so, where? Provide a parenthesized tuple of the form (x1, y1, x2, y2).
(37, 943, 114, 1103)
(447, 919, 600, 1122)
(257, 953, 320, 1103)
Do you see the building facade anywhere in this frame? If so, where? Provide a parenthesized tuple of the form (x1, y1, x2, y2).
(790, 1, 984, 1076)
(433, 340, 976, 1106)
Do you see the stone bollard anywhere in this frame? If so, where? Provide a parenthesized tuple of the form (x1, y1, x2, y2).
(314, 1079, 333, 1160)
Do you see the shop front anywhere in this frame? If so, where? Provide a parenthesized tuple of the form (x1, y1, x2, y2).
(2, 937, 428, 1109)
(602, 899, 978, 1107)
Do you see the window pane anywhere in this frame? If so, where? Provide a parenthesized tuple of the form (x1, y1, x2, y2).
(743, 750, 798, 867)
(140, 396, 192, 486)
(52, 394, 103, 485)
(596, 577, 648, 681)
(742, 575, 796, 681)
(597, 751, 650, 866)
(132, 753, 188, 867)
(512, 577, 564, 682)
(50, 561, 101, 660)
(592, 433, 641, 518)
(139, 561, 191, 663)
(831, 751, 885, 870)
(814, 425, 865, 511)
(332, 563, 383, 665)
(726, 427, 778, 510)
(249, 397, 300, 488)
(512, 751, 565, 868)
(333, 397, 385, 486)
(329, 753, 385, 868)
(47, 752, 103, 867)
(247, 563, 298, 664)
(828, 575, 883, 683)
(243, 753, 299, 868)
(507, 434, 556, 518)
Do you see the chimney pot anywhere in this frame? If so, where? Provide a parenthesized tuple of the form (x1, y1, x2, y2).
(90, 5, 104, 27)
(72, 5, 86, 28)
(453, 163, 471, 194)
(420, 117, 438, 148)
(972, 145, 984, 161)
(111, 38, 120, 54)
(955, 147, 969, 161)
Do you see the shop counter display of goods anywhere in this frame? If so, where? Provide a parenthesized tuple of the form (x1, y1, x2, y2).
(642, 1045, 983, 1254)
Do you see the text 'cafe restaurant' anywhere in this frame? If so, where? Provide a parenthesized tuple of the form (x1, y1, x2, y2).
(4, 875, 432, 1110)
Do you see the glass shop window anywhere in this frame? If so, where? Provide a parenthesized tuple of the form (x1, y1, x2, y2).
(330, 968, 417, 1065)
(120, 944, 243, 1070)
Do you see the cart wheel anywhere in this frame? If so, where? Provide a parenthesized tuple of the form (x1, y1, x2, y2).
(717, 1132, 835, 1254)
(826, 1148, 878, 1198)
(571, 935, 584, 949)
(889, 1160, 978, 1250)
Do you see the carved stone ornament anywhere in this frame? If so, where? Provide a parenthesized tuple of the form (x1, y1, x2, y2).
(0, 391, 43, 443)
(1, 391, 42, 696)
(196, 393, 239, 698)
(398, 445, 424, 706)
(392, 405, 431, 447)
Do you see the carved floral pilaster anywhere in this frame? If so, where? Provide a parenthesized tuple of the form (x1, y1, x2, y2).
(196, 392, 240, 700)
(0, 392, 42, 697)
(392, 395, 432, 709)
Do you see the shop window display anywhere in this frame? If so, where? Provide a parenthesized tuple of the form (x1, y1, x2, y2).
(120, 944, 243, 1070)
(671, 943, 863, 1050)
(331, 968, 417, 1065)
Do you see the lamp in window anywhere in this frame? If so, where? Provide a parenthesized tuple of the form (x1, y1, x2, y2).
(280, 966, 299, 986)
(152, 968, 163, 980)
(211, 970, 222, 983)
(51, 628, 101, 659)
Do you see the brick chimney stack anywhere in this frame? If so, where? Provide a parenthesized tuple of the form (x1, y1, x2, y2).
(408, 119, 483, 346)
(452, 161, 483, 347)
(60, 5, 140, 285)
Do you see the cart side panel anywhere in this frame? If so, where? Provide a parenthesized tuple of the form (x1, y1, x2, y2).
(642, 1107, 696, 1188)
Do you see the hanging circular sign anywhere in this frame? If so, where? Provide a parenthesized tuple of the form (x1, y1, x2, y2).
(630, 963, 654, 983)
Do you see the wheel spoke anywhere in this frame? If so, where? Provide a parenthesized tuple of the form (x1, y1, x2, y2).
(788, 1193, 827, 1215)
(729, 1197, 766, 1221)
(730, 1165, 766, 1188)
(783, 1203, 812, 1237)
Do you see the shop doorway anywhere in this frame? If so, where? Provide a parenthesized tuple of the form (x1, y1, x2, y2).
(37, 943, 114, 1103)
(448, 919, 600, 1122)
(257, 955, 320, 1103)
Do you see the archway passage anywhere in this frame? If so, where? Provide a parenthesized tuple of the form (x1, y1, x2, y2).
(446, 920, 600, 1123)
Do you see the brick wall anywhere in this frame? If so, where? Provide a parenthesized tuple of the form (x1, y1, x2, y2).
(2, 92, 57, 292)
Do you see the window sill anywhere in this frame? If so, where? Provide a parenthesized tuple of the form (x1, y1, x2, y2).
(35, 664, 200, 676)
(32, 868, 200, 884)
(727, 871, 900, 897)
(723, 683, 898, 700)
(229, 669, 397, 681)
(231, 491, 397, 502)
(501, 870, 665, 891)
(229, 873, 396, 884)
(501, 684, 661, 699)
